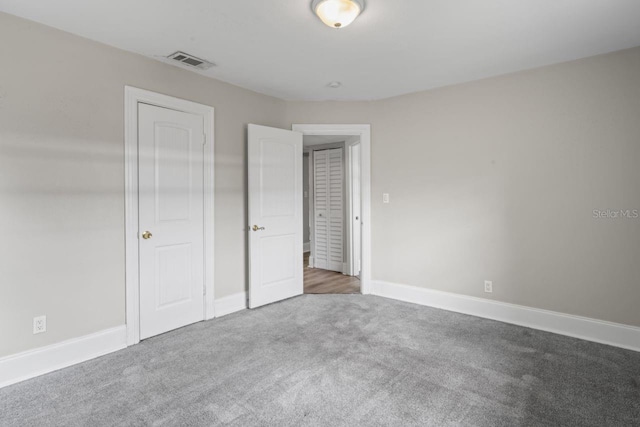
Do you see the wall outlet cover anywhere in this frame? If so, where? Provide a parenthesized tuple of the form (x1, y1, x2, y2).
(484, 281, 493, 293)
(33, 315, 47, 334)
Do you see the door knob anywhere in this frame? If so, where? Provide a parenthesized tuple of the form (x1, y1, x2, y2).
(252, 225, 265, 231)
(142, 231, 153, 240)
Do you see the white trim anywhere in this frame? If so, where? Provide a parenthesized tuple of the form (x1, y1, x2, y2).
(308, 150, 315, 267)
(293, 124, 372, 294)
(0, 326, 127, 389)
(344, 143, 353, 276)
(214, 292, 247, 317)
(345, 138, 361, 277)
(303, 242, 310, 252)
(125, 86, 215, 345)
(372, 280, 640, 352)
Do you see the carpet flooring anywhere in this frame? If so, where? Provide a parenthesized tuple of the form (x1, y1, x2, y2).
(1, 295, 639, 426)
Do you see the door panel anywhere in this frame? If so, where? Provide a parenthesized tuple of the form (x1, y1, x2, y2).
(139, 103, 205, 339)
(260, 141, 297, 217)
(156, 126, 192, 221)
(248, 124, 303, 309)
(156, 243, 192, 307)
(314, 148, 344, 272)
(261, 234, 296, 285)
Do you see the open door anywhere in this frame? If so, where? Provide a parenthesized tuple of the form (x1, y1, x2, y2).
(248, 124, 303, 308)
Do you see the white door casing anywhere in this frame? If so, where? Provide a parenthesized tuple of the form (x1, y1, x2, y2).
(308, 151, 316, 269)
(350, 143, 362, 276)
(248, 124, 303, 309)
(292, 124, 371, 294)
(313, 148, 344, 273)
(138, 104, 205, 339)
(124, 87, 214, 347)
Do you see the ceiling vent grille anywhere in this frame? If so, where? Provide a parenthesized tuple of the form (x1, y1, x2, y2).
(167, 51, 215, 70)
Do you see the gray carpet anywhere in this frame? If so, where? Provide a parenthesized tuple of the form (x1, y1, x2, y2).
(1, 295, 639, 426)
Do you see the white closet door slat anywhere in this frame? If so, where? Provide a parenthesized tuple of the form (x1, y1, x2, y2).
(313, 148, 343, 272)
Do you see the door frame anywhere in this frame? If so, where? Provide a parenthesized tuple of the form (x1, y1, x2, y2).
(346, 137, 361, 277)
(124, 86, 215, 346)
(293, 124, 372, 294)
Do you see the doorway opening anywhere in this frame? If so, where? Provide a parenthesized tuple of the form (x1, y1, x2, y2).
(302, 135, 362, 294)
(246, 124, 370, 309)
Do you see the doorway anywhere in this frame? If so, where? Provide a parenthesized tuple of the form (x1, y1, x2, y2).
(293, 124, 371, 294)
(246, 124, 371, 309)
(302, 135, 362, 294)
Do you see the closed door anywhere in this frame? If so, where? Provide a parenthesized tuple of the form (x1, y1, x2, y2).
(248, 124, 303, 308)
(138, 103, 205, 339)
(314, 148, 344, 272)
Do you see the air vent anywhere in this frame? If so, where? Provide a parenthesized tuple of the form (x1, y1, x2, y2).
(166, 51, 215, 70)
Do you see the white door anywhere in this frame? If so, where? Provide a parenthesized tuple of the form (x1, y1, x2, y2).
(248, 124, 303, 308)
(314, 148, 344, 272)
(350, 143, 362, 277)
(138, 103, 205, 339)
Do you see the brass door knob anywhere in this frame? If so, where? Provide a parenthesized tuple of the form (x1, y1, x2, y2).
(142, 231, 153, 240)
(252, 225, 265, 231)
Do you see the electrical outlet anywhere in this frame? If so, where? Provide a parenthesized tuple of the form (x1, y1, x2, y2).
(33, 316, 46, 334)
(383, 193, 390, 204)
(484, 281, 493, 293)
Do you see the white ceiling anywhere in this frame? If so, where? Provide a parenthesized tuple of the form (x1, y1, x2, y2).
(2, 0, 640, 101)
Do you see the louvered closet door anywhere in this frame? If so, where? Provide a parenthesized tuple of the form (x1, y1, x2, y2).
(314, 148, 343, 272)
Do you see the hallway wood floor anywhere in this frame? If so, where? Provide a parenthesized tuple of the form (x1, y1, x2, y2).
(304, 252, 360, 294)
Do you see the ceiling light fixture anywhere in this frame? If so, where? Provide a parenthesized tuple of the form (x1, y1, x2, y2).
(312, 0, 364, 29)
(328, 81, 342, 88)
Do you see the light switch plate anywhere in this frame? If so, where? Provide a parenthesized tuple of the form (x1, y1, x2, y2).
(383, 193, 390, 204)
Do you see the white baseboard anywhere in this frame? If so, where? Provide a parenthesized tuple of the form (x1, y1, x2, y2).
(303, 242, 310, 252)
(214, 292, 247, 317)
(372, 280, 640, 352)
(0, 291, 248, 389)
(0, 325, 127, 389)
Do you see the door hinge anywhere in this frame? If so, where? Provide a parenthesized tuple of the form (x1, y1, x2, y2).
(203, 134, 206, 145)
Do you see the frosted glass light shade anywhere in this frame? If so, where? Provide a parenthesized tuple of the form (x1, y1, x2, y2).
(313, 0, 364, 29)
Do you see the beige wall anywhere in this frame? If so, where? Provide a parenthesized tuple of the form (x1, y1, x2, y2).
(0, 13, 286, 356)
(286, 46, 640, 327)
(2, 11, 639, 359)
